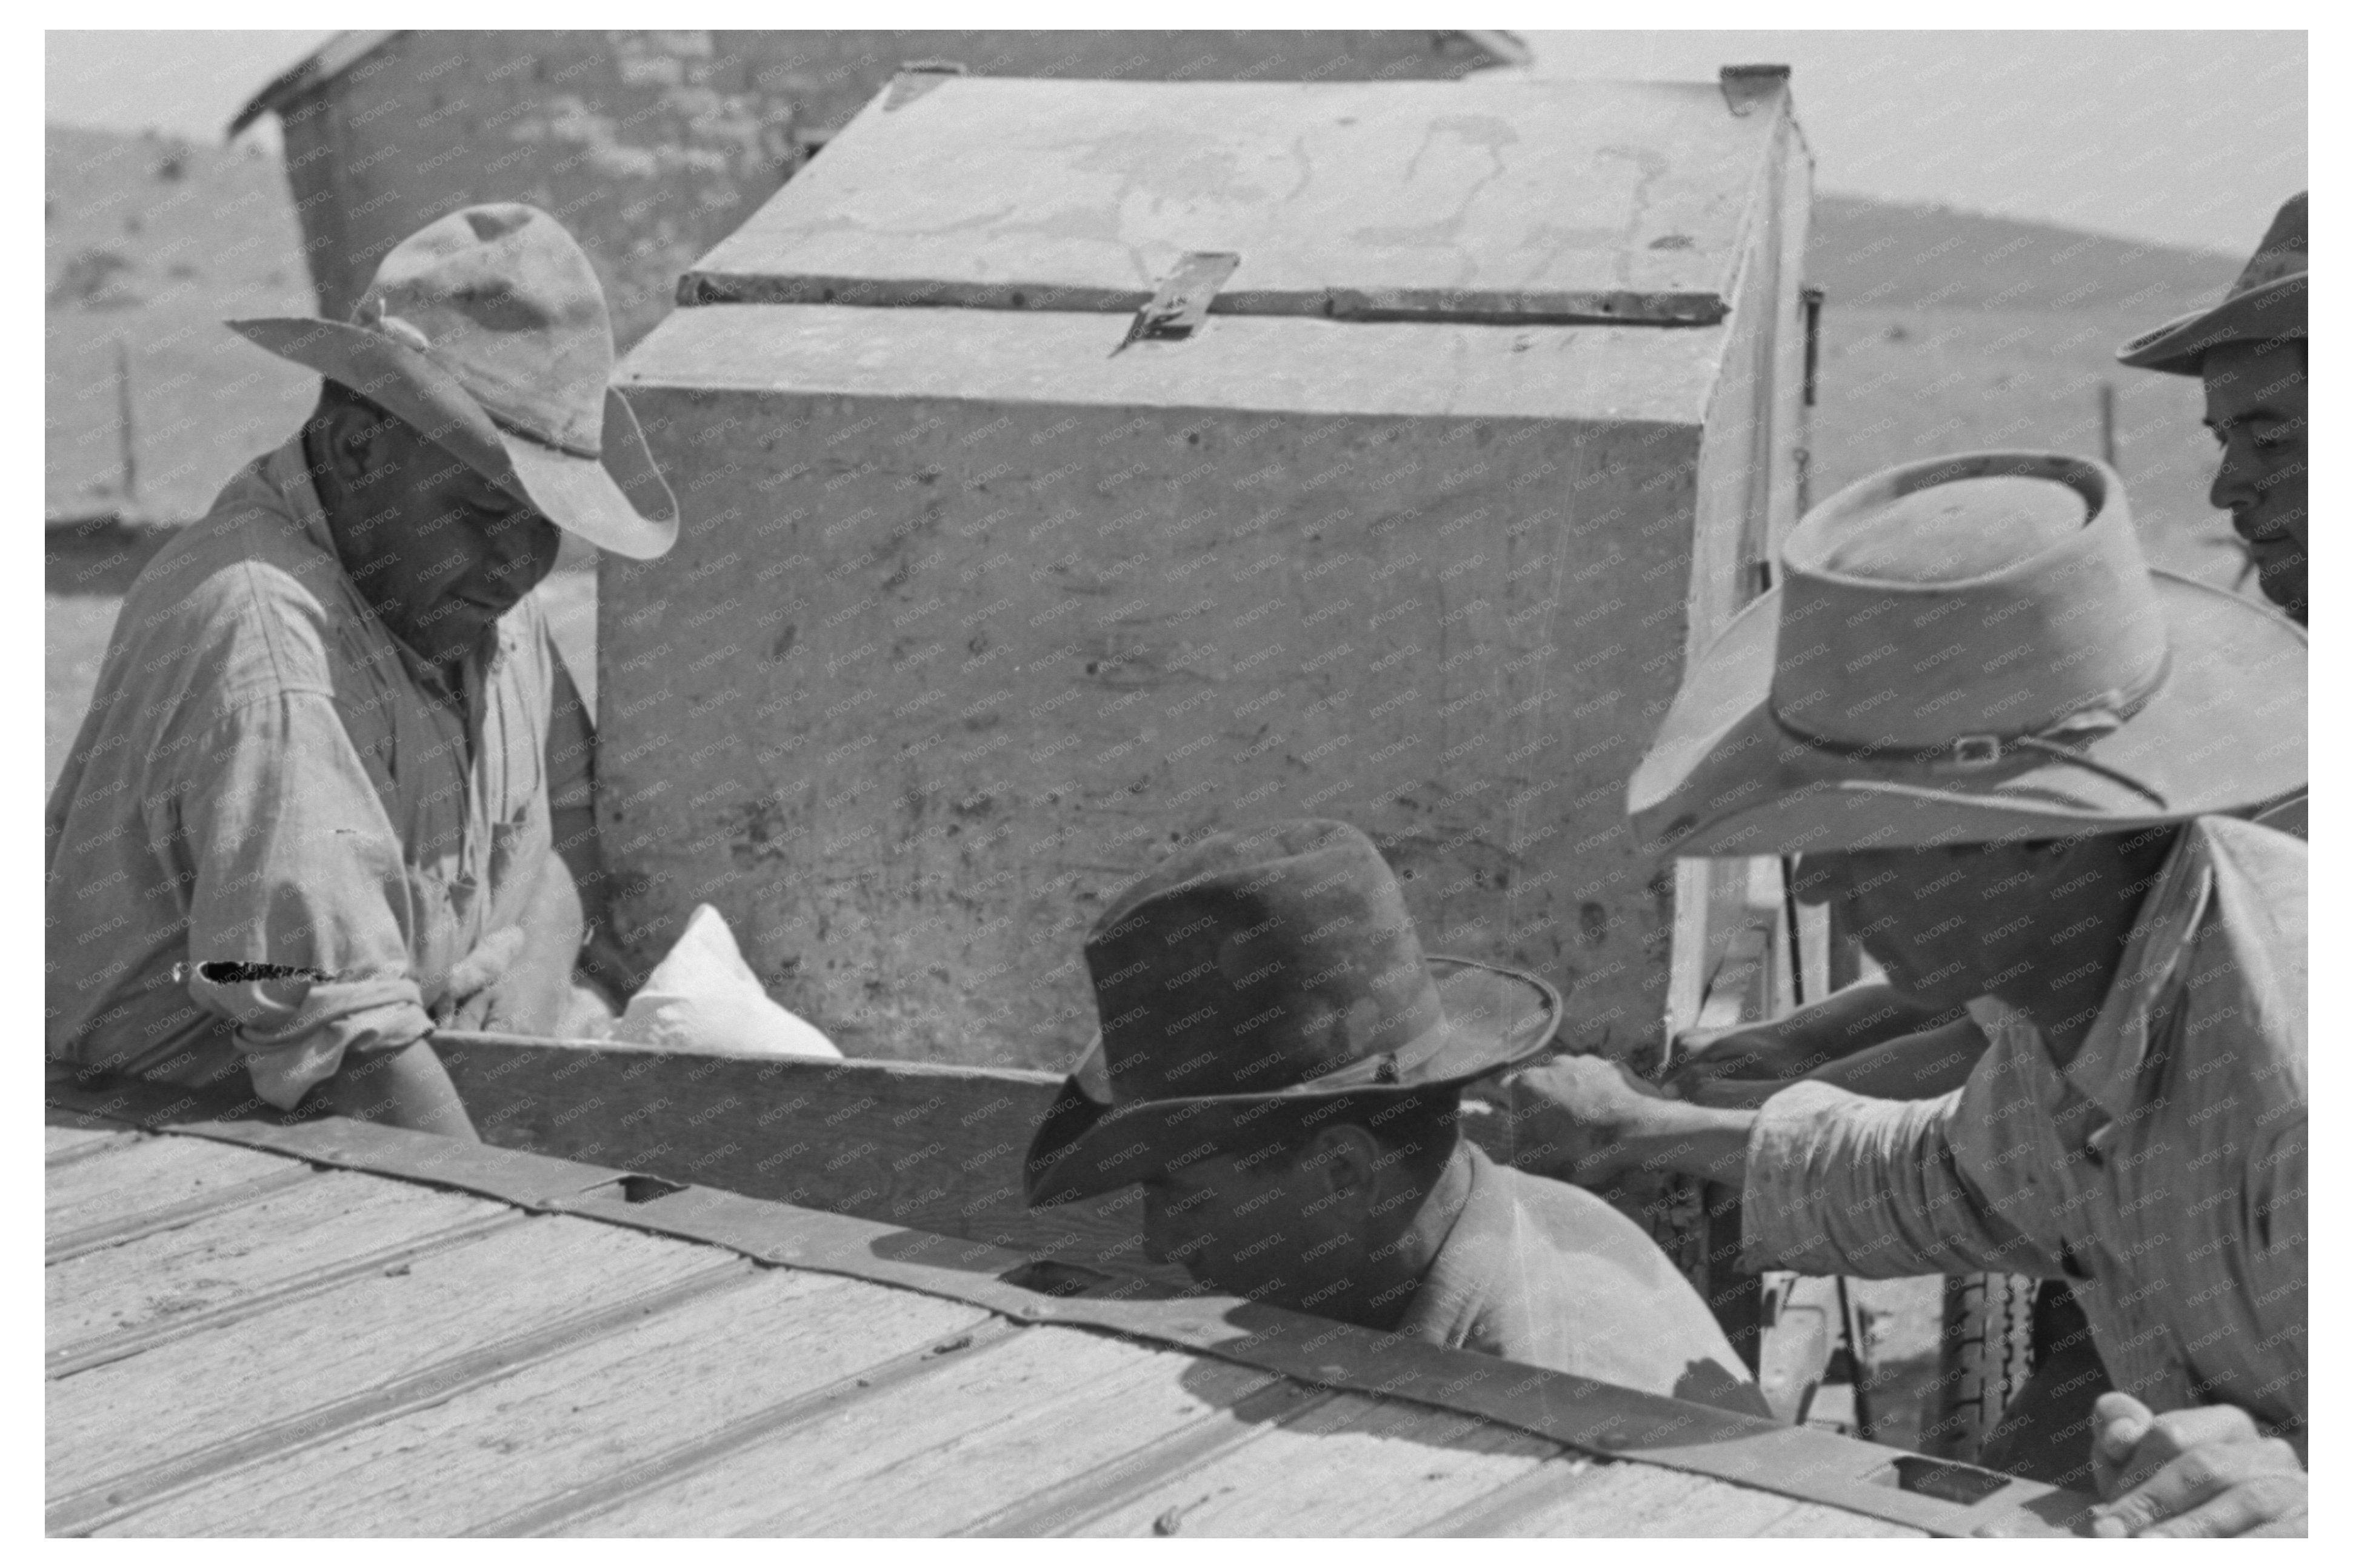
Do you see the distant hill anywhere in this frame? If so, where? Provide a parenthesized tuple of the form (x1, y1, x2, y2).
(45, 123, 316, 522)
(1807, 193, 2238, 316)
(42, 119, 2243, 529)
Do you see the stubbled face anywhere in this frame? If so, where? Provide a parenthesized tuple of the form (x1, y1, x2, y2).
(315, 393, 563, 669)
(1141, 1142, 1357, 1312)
(2201, 340, 2308, 624)
(1793, 839, 2106, 1012)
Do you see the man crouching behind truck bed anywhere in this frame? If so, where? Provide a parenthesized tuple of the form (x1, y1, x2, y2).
(45, 205, 678, 1135)
(1023, 818, 1767, 1416)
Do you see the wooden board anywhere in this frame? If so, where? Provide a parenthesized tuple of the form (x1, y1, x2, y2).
(47, 1124, 139, 1164)
(106, 1270, 994, 1536)
(1070, 1388, 1563, 1536)
(46, 1136, 305, 1236)
(749, 1343, 1284, 1536)
(47, 1172, 509, 1356)
(600, 381, 1711, 1075)
(439, 1041, 1185, 1292)
(48, 1215, 733, 1504)
(558, 1325, 1167, 1535)
(1432, 1454, 1828, 1536)
(684, 76, 1784, 324)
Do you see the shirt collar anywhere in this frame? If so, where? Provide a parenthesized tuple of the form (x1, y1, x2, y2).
(262, 435, 339, 559)
(261, 432, 506, 694)
(1396, 1143, 1513, 1347)
(2061, 825, 2216, 1121)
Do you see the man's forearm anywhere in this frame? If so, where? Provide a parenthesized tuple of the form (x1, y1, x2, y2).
(1624, 1100, 1757, 1187)
(318, 1038, 480, 1139)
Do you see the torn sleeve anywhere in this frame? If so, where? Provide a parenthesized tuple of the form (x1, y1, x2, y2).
(153, 692, 436, 1110)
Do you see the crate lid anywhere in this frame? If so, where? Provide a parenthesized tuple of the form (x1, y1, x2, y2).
(679, 73, 1795, 327)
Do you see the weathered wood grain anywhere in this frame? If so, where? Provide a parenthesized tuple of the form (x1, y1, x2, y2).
(557, 1324, 1171, 1536)
(45, 1137, 304, 1235)
(439, 1041, 1188, 1291)
(955, 1370, 1332, 1537)
(106, 1270, 993, 1536)
(1757, 1501, 1926, 1537)
(688, 78, 1771, 322)
(1070, 1389, 1563, 1536)
(47, 1125, 139, 1164)
(47, 1215, 726, 1500)
(1462, 1455, 1818, 1536)
(752, 1340, 1278, 1536)
(47, 1172, 508, 1355)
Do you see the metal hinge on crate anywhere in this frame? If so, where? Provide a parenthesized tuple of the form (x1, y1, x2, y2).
(885, 60, 966, 112)
(1719, 64, 1791, 117)
(1112, 252, 1242, 355)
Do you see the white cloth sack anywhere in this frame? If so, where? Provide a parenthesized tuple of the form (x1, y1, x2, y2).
(608, 905, 841, 1059)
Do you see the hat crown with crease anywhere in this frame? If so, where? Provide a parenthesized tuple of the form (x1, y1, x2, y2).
(355, 204, 613, 458)
(227, 203, 678, 559)
(1088, 819, 1445, 1102)
(2118, 192, 2306, 374)
(1771, 456, 2168, 753)
(1023, 820, 1561, 1207)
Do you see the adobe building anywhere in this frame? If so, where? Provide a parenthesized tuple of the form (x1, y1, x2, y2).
(229, 30, 1529, 350)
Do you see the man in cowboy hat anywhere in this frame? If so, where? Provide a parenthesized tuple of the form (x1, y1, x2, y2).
(2119, 192, 2306, 627)
(1492, 453, 2307, 1533)
(1024, 819, 1765, 1415)
(45, 204, 678, 1136)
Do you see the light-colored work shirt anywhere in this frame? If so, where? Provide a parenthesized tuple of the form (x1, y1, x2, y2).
(1741, 817, 2306, 1450)
(1401, 1144, 1767, 1416)
(45, 436, 590, 1109)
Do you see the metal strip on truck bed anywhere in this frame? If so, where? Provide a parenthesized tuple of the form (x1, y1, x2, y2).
(46, 1073, 2094, 1538)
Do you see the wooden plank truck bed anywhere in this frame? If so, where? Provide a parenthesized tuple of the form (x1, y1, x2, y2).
(47, 1070, 2095, 1538)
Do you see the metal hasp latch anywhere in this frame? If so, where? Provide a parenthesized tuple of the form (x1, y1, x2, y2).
(1720, 62, 1792, 116)
(1112, 251, 1241, 355)
(885, 59, 966, 112)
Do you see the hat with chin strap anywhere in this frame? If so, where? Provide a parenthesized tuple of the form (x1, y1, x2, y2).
(1627, 452, 2307, 856)
(228, 203, 678, 559)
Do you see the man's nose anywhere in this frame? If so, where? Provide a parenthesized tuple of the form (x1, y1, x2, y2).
(2209, 441, 2263, 529)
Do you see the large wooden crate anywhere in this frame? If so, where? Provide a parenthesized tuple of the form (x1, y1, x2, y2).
(604, 70, 1814, 1075)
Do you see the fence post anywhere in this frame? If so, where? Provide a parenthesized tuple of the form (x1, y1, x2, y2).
(2097, 379, 2118, 470)
(114, 338, 138, 508)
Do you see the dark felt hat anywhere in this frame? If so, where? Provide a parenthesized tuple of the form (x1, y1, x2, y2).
(1023, 819, 1561, 1209)
(2118, 192, 2306, 375)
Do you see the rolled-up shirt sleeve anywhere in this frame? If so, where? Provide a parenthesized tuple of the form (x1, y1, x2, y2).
(1740, 1079, 2059, 1279)
(156, 692, 435, 1109)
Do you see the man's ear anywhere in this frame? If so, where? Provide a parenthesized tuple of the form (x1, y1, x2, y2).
(1306, 1123, 1381, 1199)
(316, 388, 393, 481)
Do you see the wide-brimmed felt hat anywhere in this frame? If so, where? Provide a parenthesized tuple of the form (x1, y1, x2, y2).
(1024, 819, 1562, 1209)
(1628, 452, 2307, 856)
(229, 204, 678, 559)
(2118, 192, 2306, 375)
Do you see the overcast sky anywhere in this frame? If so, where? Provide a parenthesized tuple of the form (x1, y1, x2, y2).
(45, 28, 2305, 255)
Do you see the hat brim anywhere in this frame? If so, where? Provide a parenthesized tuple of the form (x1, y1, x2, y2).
(227, 317, 679, 560)
(1024, 956, 1562, 1209)
(1628, 570, 2307, 856)
(2116, 272, 2306, 375)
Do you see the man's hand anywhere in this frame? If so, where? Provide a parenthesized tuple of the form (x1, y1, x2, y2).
(1469, 1053, 1668, 1186)
(1669, 1019, 1827, 1094)
(2087, 1392, 2306, 1538)
(443, 926, 528, 1030)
